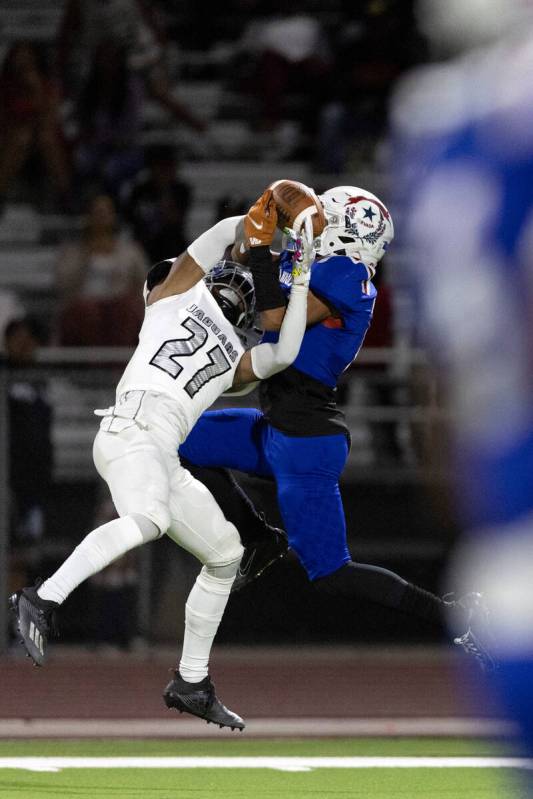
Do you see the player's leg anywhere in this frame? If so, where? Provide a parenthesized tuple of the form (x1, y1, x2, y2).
(179, 408, 272, 474)
(269, 430, 351, 578)
(10, 425, 168, 665)
(40, 426, 169, 600)
(168, 465, 244, 684)
(179, 455, 285, 547)
(270, 431, 492, 667)
(179, 409, 288, 579)
(162, 466, 245, 729)
(268, 429, 446, 625)
(179, 455, 289, 591)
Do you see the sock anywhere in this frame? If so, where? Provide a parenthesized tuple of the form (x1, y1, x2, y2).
(398, 583, 445, 626)
(37, 515, 158, 605)
(315, 561, 408, 605)
(179, 567, 234, 682)
(315, 561, 444, 627)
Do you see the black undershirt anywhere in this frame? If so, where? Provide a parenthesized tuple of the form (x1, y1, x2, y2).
(259, 365, 349, 439)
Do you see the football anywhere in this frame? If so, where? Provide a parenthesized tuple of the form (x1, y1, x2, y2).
(269, 179, 326, 238)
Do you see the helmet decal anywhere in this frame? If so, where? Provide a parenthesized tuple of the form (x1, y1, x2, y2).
(317, 186, 394, 270)
(345, 197, 388, 248)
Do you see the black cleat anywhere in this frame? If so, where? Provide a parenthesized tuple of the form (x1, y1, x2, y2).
(9, 580, 58, 667)
(163, 672, 245, 731)
(232, 521, 289, 593)
(446, 592, 497, 673)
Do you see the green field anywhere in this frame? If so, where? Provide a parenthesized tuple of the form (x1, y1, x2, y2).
(0, 738, 529, 799)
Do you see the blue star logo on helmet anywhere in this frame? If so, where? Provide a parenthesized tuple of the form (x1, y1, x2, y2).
(316, 186, 394, 263)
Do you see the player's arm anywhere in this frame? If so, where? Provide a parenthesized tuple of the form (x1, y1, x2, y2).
(240, 191, 333, 330)
(262, 253, 372, 330)
(260, 290, 334, 331)
(147, 215, 244, 304)
(232, 223, 314, 388)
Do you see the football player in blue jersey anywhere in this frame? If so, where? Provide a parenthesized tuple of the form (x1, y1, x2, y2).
(179, 183, 489, 665)
(392, 0, 533, 768)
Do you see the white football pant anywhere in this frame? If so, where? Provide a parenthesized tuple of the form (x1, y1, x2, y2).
(93, 392, 243, 570)
(43, 391, 243, 682)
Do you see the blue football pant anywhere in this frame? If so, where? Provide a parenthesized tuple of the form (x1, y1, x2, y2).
(179, 408, 351, 580)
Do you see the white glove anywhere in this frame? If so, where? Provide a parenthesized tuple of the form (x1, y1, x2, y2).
(283, 215, 316, 287)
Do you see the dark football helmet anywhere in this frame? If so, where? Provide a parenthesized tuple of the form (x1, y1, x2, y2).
(204, 260, 256, 330)
(143, 259, 173, 302)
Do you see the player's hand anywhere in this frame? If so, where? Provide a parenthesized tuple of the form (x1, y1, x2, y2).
(288, 216, 315, 287)
(243, 189, 278, 248)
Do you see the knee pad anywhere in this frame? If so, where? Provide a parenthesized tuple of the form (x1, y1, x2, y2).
(205, 520, 244, 576)
(131, 504, 170, 537)
(131, 513, 162, 542)
(207, 540, 244, 579)
(205, 556, 242, 580)
(198, 562, 238, 589)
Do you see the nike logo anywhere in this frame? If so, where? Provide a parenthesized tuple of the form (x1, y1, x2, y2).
(237, 550, 255, 579)
(248, 216, 263, 230)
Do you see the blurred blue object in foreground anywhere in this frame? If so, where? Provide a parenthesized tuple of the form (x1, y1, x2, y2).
(390, 0, 533, 772)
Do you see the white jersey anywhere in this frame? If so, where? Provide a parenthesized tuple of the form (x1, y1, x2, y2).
(105, 281, 245, 441)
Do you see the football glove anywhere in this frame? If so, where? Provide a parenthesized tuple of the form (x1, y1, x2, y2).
(243, 189, 278, 248)
(285, 216, 315, 287)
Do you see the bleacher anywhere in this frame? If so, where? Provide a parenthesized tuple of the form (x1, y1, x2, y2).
(0, 0, 423, 486)
(0, 0, 64, 44)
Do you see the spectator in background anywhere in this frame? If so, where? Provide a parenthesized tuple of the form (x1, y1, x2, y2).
(56, 192, 148, 346)
(214, 194, 251, 225)
(0, 42, 72, 213)
(235, 3, 332, 143)
(316, 0, 427, 173)
(57, 0, 207, 134)
(73, 39, 145, 204)
(5, 317, 53, 545)
(122, 143, 191, 263)
(0, 290, 26, 351)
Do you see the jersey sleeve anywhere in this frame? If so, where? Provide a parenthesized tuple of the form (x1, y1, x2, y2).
(309, 255, 373, 314)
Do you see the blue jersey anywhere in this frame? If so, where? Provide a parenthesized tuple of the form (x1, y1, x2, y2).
(264, 251, 376, 388)
(258, 250, 376, 436)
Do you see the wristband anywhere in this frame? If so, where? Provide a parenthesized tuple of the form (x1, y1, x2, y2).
(248, 246, 286, 311)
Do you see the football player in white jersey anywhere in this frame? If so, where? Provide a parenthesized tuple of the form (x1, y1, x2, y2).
(10, 195, 314, 730)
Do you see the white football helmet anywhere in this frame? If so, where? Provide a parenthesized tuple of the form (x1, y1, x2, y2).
(317, 186, 394, 274)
